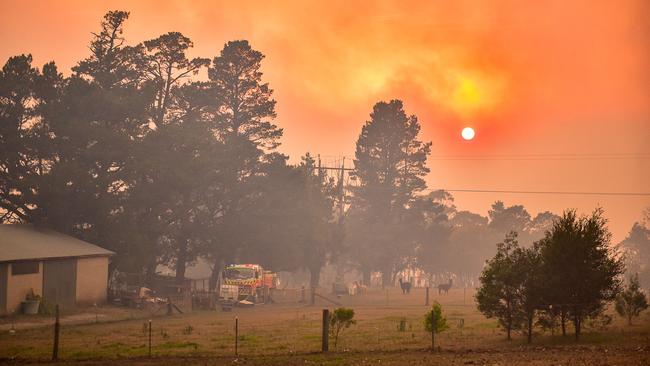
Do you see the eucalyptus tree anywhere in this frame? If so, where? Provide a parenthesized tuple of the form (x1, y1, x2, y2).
(201, 40, 283, 287)
(620, 222, 650, 289)
(488, 201, 531, 238)
(45, 10, 153, 270)
(412, 191, 454, 279)
(241, 154, 340, 288)
(0, 55, 62, 224)
(141, 32, 209, 126)
(132, 81, 224, 283)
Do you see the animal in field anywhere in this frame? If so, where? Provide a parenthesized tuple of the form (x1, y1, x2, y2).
(398, 278, 412, 294)
(437, 278, 453, 295)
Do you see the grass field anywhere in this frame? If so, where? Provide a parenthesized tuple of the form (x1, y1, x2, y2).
(1, 287, 649, 365)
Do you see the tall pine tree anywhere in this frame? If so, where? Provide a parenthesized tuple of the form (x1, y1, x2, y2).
(348, 100, 431, 286)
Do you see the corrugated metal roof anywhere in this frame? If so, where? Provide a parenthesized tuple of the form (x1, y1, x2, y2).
(0, 225, 114, 262)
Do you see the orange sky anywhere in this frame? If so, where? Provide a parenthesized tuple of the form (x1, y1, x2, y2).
(1, 0, 649, 241)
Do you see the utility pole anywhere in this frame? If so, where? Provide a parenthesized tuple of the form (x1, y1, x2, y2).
(338, 157, 345, 223)
(317, 154, 322, 179)
(312, 155, 353, 224)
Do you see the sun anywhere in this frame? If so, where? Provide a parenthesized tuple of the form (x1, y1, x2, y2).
(461, 127, 475, 140)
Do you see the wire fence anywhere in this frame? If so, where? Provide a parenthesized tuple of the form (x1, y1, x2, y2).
(0, 287, 642, 361)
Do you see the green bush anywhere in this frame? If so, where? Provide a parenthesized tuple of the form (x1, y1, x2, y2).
(424, 302, 448, 350)
(329, 307, 356, 349)
(615, 274, 649, 325)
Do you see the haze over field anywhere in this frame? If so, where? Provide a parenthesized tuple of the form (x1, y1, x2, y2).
(3, 3, 650, 364)
(2, 0, 649, 240)
(0, 0, 650, 239)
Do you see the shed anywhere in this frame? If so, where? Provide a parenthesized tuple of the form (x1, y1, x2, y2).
(0, 224, 114, 315)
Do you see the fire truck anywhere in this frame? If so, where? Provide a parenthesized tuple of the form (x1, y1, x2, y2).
(219, 264, 276, 304)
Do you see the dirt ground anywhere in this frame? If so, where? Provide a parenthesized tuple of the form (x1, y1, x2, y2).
(1, 287, 649, 365)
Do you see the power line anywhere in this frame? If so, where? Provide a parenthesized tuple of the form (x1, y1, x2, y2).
(319, 153, 650, 161)
(436, 188, 650, 197)
(429, 155, 650, 161)
(313, 155, 650, 198)
(432, 153, 650, 157)
(313, 166, 650, 197)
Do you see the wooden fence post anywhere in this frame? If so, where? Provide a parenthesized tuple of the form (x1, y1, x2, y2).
(425, 286, 430, 306)
(235, 317, 239, 356)
(322, 309, 329, 352)
(52, 304, 60, 361)
(148, 319, 152, 357)
(431, 310, 436, 352)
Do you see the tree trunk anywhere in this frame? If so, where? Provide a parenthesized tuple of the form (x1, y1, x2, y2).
(209, 259, 224, 291)
(146, 256, 158, 287)
(527, 315, 533, 344)
(175, 239, 188, 285)
(573, 313, 581, 341)
(560, 308, 567, 336)
(507, 315, 512, 340)
(382, 268, 393, 288)
(309, 265, 321, 289)
(362, 269, 371, 287)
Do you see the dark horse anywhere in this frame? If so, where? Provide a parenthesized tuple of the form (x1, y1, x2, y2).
(398, 278, 412, 294)
(438, 278, 453, 295)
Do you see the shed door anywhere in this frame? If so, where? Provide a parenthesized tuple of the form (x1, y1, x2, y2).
(43, 259, 77, 308)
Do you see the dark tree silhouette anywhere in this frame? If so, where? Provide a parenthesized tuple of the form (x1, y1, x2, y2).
(142, 32, 209, 126)
(73, 11, 146, 89)
(349, 99, 431, 286)
(615, 274, 649, 325)
(538, 208, 624, 340)
(0, 55, 61, 224)
(202, 40, 283, 288)
(620, 221, 650, 289)
(488, 201, 531, 236)
(475, 232, 522, 340)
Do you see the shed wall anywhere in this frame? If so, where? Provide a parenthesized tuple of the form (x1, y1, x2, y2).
(6, 262, 43, 314)
(0, 264, 7, 314)
(75, 256, 109, 304)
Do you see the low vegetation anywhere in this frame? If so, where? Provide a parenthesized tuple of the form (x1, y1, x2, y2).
(423, 301, 448, 350)
(0, 288, 648, 366)
(615, 274, 649, 325)
(329, 307, 356, 349)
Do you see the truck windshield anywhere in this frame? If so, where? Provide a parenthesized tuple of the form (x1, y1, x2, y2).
(224, 267, 255, 280)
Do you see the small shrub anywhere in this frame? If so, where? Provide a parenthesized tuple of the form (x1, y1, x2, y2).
(424, 302, 448, 350)
(615, 274, 649, 326)
(329, 307, 356, 349)
(182, 325, 194, 335)
(587, 313, 612, 331)
(38, 300, 54, 315)
(25, 289, 41, 301)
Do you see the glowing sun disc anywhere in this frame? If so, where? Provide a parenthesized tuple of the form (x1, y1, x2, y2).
(461, 127, 475, 140)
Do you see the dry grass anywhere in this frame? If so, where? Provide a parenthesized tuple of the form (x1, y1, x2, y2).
(1, 287, 648, 365)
